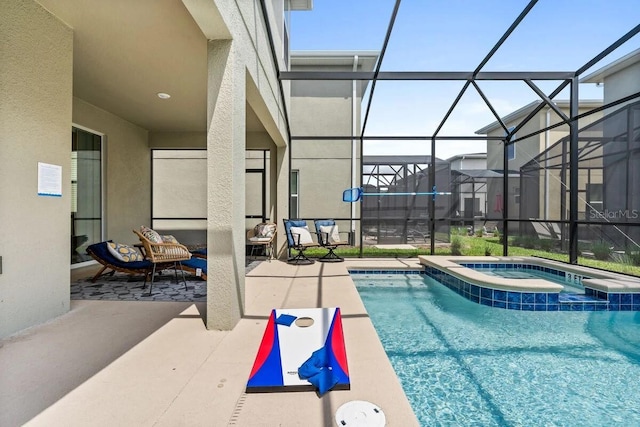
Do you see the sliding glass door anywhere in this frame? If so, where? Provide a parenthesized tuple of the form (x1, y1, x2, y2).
(71, 127, 103, 264)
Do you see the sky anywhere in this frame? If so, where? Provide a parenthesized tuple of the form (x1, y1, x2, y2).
(289, 0, 640, 159)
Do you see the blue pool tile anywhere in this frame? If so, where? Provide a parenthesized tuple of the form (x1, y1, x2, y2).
(507, 302, 521, 310)
(522, 304, 535, 311)
(609, 294, 621, 304)
(534, 304, 547, 311)
(547, 293, 559, 303)
(559, 304, 571, 311)
(507, 292, 521, 303)
(633, 304, 640, 311)
(621, 304, 632, 311)
(621, 294, 632, 305)
(593, 304, 607, 311)
(570, 303, 584, 311)
(494, 290, 507, 302)
(584, 303, 596, 311)
(633, 294, 640, 305)
(547, 304, 559, 311)
(470, 285, 479, 297)
(490, 263, 497, 269)
(481, 287, 492, 299)
(534, 293, 547, 304)
(522, 293, 535, 304)
(480, 297, 492, 306)
(494, 301, 507, 309)
(469, 294, 480, 303)
(609, 304, 620, 311)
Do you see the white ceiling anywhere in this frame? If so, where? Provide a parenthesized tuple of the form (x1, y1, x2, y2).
(36, 0, 266, 133)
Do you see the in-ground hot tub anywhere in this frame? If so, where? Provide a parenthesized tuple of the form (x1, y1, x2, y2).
(419, 255, 640, 311)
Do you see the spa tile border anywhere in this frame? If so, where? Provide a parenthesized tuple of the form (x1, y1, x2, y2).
(349, 264, 640, 311)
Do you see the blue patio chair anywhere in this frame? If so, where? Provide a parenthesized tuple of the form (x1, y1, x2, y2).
(283, 219, 320, 264)
(313, 219, 350, 262)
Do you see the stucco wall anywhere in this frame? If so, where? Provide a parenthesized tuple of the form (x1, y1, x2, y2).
(0, 0, 73, 338)
(149, 131, 207, 148)
(603, 61, 640, 109)
(73, 98, 150, 246)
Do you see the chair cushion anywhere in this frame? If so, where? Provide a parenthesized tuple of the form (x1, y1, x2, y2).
(250, 237, 273, 242)
(140, 225, 163, 243)
(107, 242, 144, 262)
(290, 226, 313, 244)
(319, 225, 341, 244)
(256, 223, 276, 238)
(161, 234, 179, 244)
(87, 242, 151, 269)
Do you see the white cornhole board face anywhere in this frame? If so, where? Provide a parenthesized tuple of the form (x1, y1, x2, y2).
(246, 307, 350, 392)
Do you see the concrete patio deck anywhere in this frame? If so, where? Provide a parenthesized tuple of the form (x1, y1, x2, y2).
(1, 258, 421, 427)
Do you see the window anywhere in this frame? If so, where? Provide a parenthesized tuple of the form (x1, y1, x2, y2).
(506, 126, 516, 161)
(290, 170, 299, 218)
(586, 183, 603, 215)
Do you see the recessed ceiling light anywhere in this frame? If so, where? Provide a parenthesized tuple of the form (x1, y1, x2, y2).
(157, 92, 171, 99)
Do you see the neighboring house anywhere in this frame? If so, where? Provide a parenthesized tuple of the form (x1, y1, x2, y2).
(448, 153, 488, 222)
(288, 51, 378, 244)
(580, 49, 640, 246)
(475, 100, 603, 227)
(581, 48, 640, 114)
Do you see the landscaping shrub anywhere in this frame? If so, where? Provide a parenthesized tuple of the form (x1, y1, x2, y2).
(591, 241, 612, 261)
(538, 238, 556, 252)
(626, 251, 640, 266)
(450, 235, 463, 255)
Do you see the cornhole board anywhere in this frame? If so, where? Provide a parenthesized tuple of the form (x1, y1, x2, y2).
(246, 307, 350, 393)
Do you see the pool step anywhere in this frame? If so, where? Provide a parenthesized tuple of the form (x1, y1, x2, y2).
(558, 293, 609, 311)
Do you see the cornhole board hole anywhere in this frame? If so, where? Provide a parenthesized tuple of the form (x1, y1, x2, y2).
(246, 307, 350, 392)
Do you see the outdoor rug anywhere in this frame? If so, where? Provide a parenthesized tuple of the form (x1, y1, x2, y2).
(71, 261, 262, 302)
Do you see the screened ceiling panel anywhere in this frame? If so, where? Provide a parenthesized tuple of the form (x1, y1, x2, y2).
(482, 0, 640, 73)
(380, 0, 531, 71)
(289, 0, 396, 51)
(363, 80, 468, 137)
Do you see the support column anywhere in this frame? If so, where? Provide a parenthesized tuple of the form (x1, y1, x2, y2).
(274, 144, 289, 259)
(569, 77, 579, 264)
(206, 40, 245, 330)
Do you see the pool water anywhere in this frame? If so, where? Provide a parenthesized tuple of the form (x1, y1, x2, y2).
(353, 273, 640, 427)
(480, 268, 585, 293)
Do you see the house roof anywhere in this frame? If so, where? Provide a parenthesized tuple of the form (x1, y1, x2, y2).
(363, 155, 445, 164)
(290, 51, 379, 72)
(289, 0, 313, 11)
(446, 153, 486, 162)
(454, 169, 504, 179)
(580, 48, 640, 83)
(474, 99, 603, 135)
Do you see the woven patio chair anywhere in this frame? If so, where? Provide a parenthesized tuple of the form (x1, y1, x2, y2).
(133, 229, 193, 296)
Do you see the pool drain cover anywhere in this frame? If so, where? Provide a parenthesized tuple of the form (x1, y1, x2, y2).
(335, 400, 386, 426)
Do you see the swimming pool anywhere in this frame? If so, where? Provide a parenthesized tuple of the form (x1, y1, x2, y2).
(352, 272, 640, 427)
